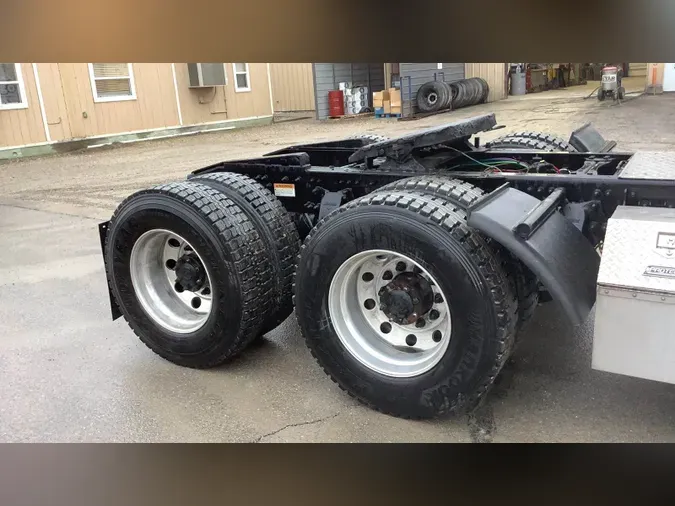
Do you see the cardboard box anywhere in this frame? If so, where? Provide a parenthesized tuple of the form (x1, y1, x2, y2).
(383, 100, 391, 114)
(389, 88, 402, 106)
(391, 105, 402, 115)
(372, 90, 390, 108)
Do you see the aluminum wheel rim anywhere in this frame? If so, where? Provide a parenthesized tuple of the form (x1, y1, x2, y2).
(328, 249, 452, 378)
(130, 229, 213, 334)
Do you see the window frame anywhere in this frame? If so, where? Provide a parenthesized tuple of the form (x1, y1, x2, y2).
(232, 63, 251, 92)
(88, 63, 137, 103)
(0, 63, 29, 110)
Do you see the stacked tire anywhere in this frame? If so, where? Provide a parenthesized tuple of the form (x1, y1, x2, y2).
(415, 81, 453, 113)
(449, 78, 490, 109)
(416, 77, 490, 114)
(104, 174, 300, 369)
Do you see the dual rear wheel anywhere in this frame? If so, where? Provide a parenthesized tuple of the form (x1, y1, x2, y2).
(106, 174, 529, 418)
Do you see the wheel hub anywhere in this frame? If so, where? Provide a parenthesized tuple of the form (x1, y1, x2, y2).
(379, 272, 434, 325)
(175, 254, 206, 292)
(328, 249, 452, 378)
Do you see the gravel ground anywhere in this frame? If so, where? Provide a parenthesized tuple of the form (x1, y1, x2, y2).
(2, 79, 675, 442)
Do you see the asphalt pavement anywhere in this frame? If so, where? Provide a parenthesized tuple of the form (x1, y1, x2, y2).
(1, 202, 675, 442)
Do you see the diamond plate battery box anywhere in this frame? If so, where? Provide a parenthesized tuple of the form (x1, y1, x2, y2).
(593, 206, 675, 384)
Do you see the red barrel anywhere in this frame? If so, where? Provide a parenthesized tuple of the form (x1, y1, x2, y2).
(328, 90, 344, 118)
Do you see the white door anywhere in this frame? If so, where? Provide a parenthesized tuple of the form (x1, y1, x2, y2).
(663, 63, 675, 92)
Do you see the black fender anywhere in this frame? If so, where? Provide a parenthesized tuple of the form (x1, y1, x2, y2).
(466, 185, 600, 326)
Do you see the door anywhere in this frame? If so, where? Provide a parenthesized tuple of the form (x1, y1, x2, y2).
(663, 63, 675, 92)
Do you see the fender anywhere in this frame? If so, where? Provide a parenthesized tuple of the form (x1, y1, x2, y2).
(466, 184, 600, 326)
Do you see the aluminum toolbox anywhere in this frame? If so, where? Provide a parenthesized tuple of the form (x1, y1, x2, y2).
(593, 205, 675, 384)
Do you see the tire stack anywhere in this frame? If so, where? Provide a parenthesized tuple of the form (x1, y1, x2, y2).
(415, 77, 490, 114)
(104, 174, 301, 370)
(448, 77, 490, 110)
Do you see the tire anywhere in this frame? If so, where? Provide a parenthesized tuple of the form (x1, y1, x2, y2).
(105, 181, 274, 368)
(374, 176, 540, 331)
(487, 131, 577, 152)
(190, 172, 301, 336)
(438, 81, 453, 109)
(294, 190, 518, 419)
(618, 87, 625, 100)
(416, 81, 448, 112)
(597, 90, 605, 101)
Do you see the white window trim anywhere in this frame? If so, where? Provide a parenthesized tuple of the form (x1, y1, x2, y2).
(232, 63, 251, 92)
(0, 63, 29, 110)
(88, 63, 137, 103)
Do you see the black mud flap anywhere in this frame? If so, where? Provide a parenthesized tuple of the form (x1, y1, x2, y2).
(569, 123, 617, 153)
(98, 221, 122, 321)
(467, 185, 600, 326)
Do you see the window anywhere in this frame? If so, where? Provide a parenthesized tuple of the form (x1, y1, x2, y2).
(88, 63, 137, 102)
(233, 63, 250, 92)
(0, 63, 28, 109)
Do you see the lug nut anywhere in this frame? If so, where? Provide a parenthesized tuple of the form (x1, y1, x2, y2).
(380, 322, 392, 334)
(434, 293, 444, 304)
(396, 261, 406, 272)
(165, 259, 177, 270)
(415, 318, 426, 328)
(191, 297, 201, 309)
(202, 287, 211, 296)
(406, 334, 417, 346)
(382, 270, 393, 280)
(364, 299, 376, 310)
(429, 309, 440, 320)
(174, 282, 184, 293)
(432, 330, 442, 342)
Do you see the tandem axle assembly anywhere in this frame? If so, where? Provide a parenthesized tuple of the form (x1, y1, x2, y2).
(99, 114, 675, 418)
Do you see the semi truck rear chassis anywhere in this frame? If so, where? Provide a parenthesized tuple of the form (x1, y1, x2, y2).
(100, 113, 675, 419)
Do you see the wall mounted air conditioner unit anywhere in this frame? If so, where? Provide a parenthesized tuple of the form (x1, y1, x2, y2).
(187, 63, 227, 88)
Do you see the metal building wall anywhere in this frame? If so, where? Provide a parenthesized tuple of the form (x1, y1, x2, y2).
(313, 63, 385, 119)
(464, 63, 507, 103)
(269, 63, 315, 112)
(399, 63, 465, 117)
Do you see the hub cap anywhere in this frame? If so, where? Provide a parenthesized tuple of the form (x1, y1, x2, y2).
(130, 229, 213, 334)
(328, 250, 452, 378)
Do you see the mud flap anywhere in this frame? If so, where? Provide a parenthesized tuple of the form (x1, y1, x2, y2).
(98, 221, 122, 321)
(466, 185, 600, 326)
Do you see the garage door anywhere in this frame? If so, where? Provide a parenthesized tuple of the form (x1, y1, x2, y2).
(400, 63, 465, 118)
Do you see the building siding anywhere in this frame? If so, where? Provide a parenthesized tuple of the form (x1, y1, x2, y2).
(0, 62, 274, 149)
(313, 63, 385, 119)
(464, 63, 507, 103)
(628, 63, 648, 77)
(270, 63, 315, 112)
(399, 63, 465, 117)
(57, 63, 180, 139)
(37, 63, 73, 142)
(0, 63, 47, 148)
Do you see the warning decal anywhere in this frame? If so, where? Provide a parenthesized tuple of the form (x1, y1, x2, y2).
(273, 183, 296, 198)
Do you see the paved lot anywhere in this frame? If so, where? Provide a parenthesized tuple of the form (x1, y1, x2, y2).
(2, 81, 675, 442)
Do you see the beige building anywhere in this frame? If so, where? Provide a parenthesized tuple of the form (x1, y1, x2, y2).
(0, 63, 275, 153)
